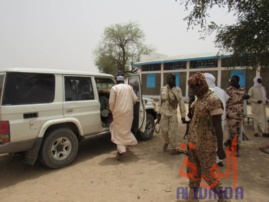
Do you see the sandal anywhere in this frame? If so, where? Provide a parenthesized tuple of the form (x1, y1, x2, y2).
(116, 152, 127, 160)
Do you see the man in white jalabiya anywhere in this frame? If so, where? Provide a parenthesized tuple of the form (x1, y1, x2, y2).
(248, 76, 269, 137)
(205, 73, 229, 167)
(109, 72, 138, 159)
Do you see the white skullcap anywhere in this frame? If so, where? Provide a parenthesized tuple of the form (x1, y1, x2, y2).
(116, 75, 124, 81)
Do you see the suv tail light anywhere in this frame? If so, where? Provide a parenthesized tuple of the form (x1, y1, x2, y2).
(0, 121, 10, 143)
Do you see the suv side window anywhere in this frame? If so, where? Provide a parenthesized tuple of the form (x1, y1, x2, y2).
(64, 76, 94, 101)
(2, 73, 55, 105)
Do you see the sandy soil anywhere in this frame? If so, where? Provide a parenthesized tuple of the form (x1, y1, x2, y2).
(0, 123, 269, 202)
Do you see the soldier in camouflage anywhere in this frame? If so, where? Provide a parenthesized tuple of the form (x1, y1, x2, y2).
(225, 75, 249, 157)
(186, 72, 230, 202)
(157, 73, 186, 155)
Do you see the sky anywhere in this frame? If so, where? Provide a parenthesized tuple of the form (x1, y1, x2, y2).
(0, 0, 235, 72)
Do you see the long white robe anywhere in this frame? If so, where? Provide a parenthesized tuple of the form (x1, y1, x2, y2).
(109, 84, 138, 152)
(210, 87, 229, 129)
(204, 73, 229, 129)
(248, 85, 268, 134)
(205, 73, 230, 164)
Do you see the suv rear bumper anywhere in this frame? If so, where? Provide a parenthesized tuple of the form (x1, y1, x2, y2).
(0, 139, 35, 154)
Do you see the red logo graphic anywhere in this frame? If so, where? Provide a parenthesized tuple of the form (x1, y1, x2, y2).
(178, 137, 238, 189)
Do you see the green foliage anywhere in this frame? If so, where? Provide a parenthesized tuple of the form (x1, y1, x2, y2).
(94, 22, 154, 75)
(176, 0, 269, 68)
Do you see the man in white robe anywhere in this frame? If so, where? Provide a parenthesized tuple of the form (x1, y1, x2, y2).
(205, 73, 229, 166)
(109, 73, 138, 159)
(248, 76, 269, 137)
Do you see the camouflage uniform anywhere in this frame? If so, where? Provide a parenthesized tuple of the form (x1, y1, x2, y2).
(187, 90, 223, 191)
(158, 85, 186, 150)
(226, 86, 246, 140)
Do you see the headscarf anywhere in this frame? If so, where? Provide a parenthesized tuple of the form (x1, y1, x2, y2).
(253, 76, 262, 87)
(204, 73, 216, 89)
(253, 76, 266, 103)
(188, 72, 209, 97)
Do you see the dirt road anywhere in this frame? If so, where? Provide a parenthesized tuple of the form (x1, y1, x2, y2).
(0, 123, 269, 202)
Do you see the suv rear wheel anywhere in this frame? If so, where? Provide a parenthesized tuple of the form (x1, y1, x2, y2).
(39, 128, 78, 169)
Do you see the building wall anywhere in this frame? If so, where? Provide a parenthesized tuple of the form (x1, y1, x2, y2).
(134, 54, 268, 101)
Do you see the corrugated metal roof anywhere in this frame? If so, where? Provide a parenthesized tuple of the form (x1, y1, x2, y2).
(134, 51, 232, 66)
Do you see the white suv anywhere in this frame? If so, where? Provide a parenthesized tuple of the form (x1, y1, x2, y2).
(0, 68, 156, 169)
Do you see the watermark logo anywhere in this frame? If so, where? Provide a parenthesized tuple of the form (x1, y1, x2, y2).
(178, 136, 238, 189)
(176, 186, 244, 200)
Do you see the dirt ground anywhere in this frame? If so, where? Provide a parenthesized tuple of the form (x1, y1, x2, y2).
(0, 121, 269, 202)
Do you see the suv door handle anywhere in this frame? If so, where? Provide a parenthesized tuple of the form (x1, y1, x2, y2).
(66, 109, 73, 113)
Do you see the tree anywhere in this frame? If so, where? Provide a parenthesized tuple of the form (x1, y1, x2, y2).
(176, 0, 269, 68)
(94, 22, 154, 75)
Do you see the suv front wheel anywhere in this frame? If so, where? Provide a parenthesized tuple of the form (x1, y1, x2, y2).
(139, 113, 155, 140)
(39, 128, 78, 169)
